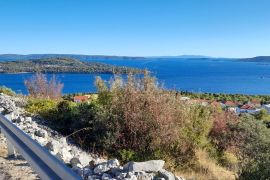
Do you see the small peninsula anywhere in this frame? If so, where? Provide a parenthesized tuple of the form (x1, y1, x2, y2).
(0, 58, 143, 74)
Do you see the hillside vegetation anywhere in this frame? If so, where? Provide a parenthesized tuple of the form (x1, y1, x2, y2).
(0, 57, 143, 74)
(14, 73, 269, 179)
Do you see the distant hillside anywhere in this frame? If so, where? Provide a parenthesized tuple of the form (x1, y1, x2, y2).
(0, 54, 219, 61)
(0, 58, 143, 74)
(240, 56, 270, 62)
(0, 54, 145, 61)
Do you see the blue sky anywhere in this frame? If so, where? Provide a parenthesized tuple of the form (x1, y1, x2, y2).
(0, 0, 270, 58)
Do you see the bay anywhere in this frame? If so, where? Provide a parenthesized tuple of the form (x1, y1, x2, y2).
(1, 58, 270, 95)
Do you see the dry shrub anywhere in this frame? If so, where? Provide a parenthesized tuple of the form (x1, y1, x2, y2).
(24, 72, 63, 99)
(209, 108, 239, 152)
(95, 73, 213, 169)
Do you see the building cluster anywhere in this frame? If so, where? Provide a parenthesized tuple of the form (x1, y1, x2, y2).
(180, 96, 270, 115)
(73, 94, 270, 115)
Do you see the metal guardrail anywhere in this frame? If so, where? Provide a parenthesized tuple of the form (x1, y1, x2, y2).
(0, 114, 82, 180)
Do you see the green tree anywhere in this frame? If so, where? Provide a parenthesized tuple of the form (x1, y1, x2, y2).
(229, 117, 270, 179)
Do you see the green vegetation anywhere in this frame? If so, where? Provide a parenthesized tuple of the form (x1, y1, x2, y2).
(0, 57, 143, 74)
(229, 116, 270, 179)
(0, 86, 16, 96)
(25, 98, 58, 119)
(22, 74, 270, 179)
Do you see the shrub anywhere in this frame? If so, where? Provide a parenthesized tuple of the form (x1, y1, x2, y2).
(0, 86, 16, 96)
(227, 116, 270, 179)
(220, 151, 238, 171)
(25, 98, 58, 119)
(26, 73, 243, 174)
(209, 110, 239, 152)
(24, 72, 63, 99)
(92, 73, 215, 170)
(119, 149, 136, 162)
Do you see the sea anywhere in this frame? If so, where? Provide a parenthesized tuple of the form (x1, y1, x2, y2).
(1, 58, 270, 95)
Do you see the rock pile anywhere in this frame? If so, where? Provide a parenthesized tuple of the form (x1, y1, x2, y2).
(0, 93, 185, 180)
(72, 159, 184, 180)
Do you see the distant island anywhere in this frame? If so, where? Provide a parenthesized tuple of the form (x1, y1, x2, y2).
(240, 56, 270, 62)
(0, 54, 145, 61)
(0, 58, 143, 74)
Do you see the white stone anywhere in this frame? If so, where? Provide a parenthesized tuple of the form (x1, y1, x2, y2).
(78, 152, 93, 167)
(94, 162, 110, 174)
(124, 160, 165, 172)
(107, 159, 120, 168)
(60, 148, 73, 163)
(158, 169, 175, 180)
(35, 137, 48, 146)
(25, 117, 32, 122)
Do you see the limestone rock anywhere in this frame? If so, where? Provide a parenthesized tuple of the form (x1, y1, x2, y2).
(124, 160, 165, 173)
(94, 159, 120, 174)
(70, 158, 81, 167)
(158, 169, 175, 180)
(34, 129, 47, 138)
(94, 162, 110, 174)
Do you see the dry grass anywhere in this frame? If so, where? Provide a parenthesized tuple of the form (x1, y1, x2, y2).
(177, 150, 236, 180)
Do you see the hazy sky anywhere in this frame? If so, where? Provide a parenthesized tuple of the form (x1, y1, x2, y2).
(0, 0, 270, 58)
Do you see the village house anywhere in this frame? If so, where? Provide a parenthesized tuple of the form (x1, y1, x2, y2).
(210, 101, 222, 108)
(223, 101, 238, 113)
(262, 104, 270, 113)
(180, 96, 191, 101)
(237, 104, 261, 114)
(249, 99, 261, 108)
(189, 99, 209, 106)
(73, 95, 89, 103)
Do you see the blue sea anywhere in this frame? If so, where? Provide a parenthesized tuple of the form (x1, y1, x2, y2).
(1, 58, 270, 95)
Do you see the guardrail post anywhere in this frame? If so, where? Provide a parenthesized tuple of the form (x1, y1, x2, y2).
(7, 139, 16, 158)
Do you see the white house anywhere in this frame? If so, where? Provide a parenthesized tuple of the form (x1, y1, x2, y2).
(262, 104, 270, 113)
(180, 96, 190, 101)
(237, 104, 261, 114)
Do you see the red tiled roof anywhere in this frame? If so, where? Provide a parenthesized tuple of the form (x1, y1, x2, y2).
(251, 99, 261, 104)
(74, 95, 89, 102)
(210, 101, 221, 106)
(240, 104, 255, 110)
(224, 101, 237, 107)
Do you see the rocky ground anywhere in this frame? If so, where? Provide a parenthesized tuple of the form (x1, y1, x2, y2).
(0, 93, 185, 180)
